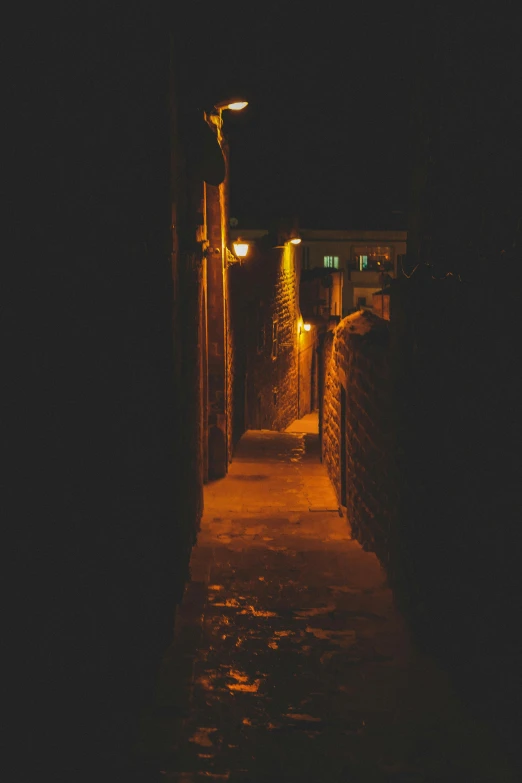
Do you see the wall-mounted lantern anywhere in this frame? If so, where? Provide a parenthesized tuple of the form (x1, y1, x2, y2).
(303, 322, 311, 331)
(290, 237, 302, 245)
(232, 240, 250, 259)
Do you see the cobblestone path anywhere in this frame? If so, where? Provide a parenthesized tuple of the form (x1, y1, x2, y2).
(140, 428, 515, 782)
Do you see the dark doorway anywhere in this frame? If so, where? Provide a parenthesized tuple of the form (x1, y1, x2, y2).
(340, 384, 347, 506)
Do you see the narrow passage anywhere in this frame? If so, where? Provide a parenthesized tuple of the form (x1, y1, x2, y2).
(145, 422, 514, 781)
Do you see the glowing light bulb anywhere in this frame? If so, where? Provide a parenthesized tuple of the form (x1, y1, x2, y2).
(233, 242, 249, 258)
(227, 101, 248, 111)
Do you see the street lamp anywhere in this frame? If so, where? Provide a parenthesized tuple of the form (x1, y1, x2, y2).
(211, 98, 249, 122)
(215, 100, 248, 112)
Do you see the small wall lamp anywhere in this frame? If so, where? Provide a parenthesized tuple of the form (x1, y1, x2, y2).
(233, 240, 250, 258)
(290, 238, 302, 245)
(303, 322, 311, 331)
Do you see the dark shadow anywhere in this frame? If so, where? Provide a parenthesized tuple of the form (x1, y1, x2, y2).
(302, 433, 321, 461)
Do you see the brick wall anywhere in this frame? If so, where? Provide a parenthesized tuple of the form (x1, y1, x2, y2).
(321, 311, 394, 559)
(229, 261, 247, 444)
(321, 278, 521, 616)
(320, 270, 522, 767)
(297, 326, 317, 418)
(236, 242, 299, 431)
(226, 259, 235, 459)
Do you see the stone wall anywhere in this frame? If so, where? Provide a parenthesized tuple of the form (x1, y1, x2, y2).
(320, 270, 522, 768)
(229, 261, 248, 445)
(297, 326, 318, 418)
(236, 242, 299, 432)
(226, 263, 235, 460)
(321, 311, 394, 559)
(205, 181, 228, 479)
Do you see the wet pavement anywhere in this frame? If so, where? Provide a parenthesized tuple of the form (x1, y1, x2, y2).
(140, 426, 516, 781)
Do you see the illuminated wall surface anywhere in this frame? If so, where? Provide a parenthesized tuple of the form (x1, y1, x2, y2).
(231, 242, 302, 432)
(234, 230, 407, 315)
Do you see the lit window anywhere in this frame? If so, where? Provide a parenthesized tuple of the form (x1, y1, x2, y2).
(324, 256, 339, 269)
(353, 246, 393, 272)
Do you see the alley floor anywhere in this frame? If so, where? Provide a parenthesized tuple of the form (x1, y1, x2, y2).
(140, 424, 516, 782)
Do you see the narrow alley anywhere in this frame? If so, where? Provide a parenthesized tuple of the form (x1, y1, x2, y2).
(141, 418, 515, 782)
(11, 11, 522, 781)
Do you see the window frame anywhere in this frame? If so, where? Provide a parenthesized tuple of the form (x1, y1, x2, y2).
(323, 255, 339, 269)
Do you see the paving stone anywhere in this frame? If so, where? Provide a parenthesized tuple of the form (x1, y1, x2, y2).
(143, 430, 517, 781)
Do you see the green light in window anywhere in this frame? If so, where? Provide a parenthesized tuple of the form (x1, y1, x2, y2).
(324, 256, 339, 269)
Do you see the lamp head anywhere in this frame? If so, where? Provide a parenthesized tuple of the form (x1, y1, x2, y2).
(233, 240, 250, 258)
(214, 98, 248, 112)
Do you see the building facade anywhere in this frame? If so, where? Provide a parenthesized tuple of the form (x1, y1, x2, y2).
(230, 229, 317, 430)
(234, 229, 406, 317)
(299, 229, 406, 313)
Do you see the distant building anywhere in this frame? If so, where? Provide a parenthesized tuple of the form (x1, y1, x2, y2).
(299, 267, 343, 320)
(298, 229, 406, 314)
(233, 228, 406, 317)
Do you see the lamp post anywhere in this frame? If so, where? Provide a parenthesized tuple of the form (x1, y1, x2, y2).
(208, 98, 249, 127)
(214, 99, 248, 115)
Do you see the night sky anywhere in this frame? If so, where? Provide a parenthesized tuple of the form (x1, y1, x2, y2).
(181, 6, 414, 230)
